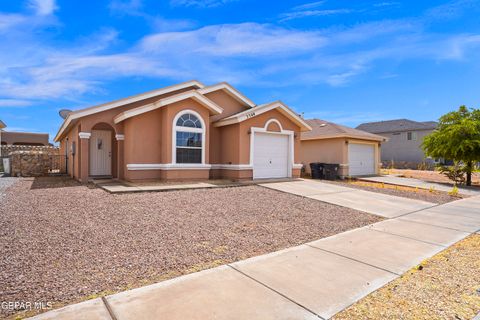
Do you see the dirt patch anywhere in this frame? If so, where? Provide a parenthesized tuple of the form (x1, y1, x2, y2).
(326, 180, 464, 204)
(0, 177, 382, 319)
(382, 168, 480, 186)
(334, 234, 480, 320)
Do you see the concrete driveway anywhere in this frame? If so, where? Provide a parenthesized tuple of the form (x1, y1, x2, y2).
(361, 175, 480, 196)
(260, 179, 436, 218)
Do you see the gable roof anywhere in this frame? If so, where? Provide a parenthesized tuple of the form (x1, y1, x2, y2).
(114, 91, 223, 124)
(213, 101, 312, 131)
(54, 80, 204, 142)
(0, 120, 6, 129)
(356, 119, 437, 133)
(302, 119, 386, 141)
(198, 82, 255, 108)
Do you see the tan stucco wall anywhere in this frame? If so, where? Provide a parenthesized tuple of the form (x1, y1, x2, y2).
(300, 138, 347, 175)
(300, 138, 381, 177)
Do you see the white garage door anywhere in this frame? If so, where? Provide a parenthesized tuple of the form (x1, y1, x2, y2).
(253, 133, 289, 179)
(348, 143, 375, 176)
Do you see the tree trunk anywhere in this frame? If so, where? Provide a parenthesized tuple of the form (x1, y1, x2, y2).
(466, 161, 473, 186)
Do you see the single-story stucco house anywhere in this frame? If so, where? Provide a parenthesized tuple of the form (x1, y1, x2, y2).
(1, 131, 50, 146)
(54, 80, 311, 182)
(301, 119, 386, 177)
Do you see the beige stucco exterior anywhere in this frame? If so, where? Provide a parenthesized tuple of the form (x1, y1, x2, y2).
(56, 82, 308, 182)
(300, 138, 381, 177)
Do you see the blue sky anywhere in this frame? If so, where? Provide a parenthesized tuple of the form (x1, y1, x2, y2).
(1, 0, 480, 143)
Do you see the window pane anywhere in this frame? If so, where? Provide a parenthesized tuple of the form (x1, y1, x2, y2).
(176, 148, 202, 163)
(176, 132, 202, 147)
(176, 113, 201, 128)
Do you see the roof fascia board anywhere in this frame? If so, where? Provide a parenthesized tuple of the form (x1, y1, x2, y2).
(198, 83, 255, 108)
(114, 91, 223, 124)
(54, 80, 204, 142)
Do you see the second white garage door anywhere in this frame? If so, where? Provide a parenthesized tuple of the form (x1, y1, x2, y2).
(253, 133, 289, 179)
(348, 143, 375, 176)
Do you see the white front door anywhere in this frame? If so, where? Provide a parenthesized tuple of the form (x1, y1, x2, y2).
(253, 132, 289, 179)
(348, 143, 375, 176)
(90, 130, 112, 176)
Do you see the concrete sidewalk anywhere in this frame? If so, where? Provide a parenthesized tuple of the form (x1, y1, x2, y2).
(30, 196, 480, 320)
(360, 175, 480, 196)
(260, 179, 436, 218)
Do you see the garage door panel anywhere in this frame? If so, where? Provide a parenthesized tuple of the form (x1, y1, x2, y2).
(348, 143, 375, 176)
(253, 133, 289, 179)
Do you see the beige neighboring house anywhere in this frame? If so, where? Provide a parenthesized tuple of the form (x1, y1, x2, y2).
(300, 119, 386, 177)
(54, 80, 311, 183)
(1, 131, 50, 146)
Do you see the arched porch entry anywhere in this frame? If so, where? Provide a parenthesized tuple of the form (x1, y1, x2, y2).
(89, 123, 117, 177)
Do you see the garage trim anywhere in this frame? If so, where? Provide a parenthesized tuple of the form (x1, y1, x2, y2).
(250, 118, 294, 179)
(347, 139, 379, 176)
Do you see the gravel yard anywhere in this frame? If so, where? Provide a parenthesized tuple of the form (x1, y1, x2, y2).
(0, 177, 382, 319)
(334, 234, 480, 320)
(382, 168, 480, 186)
(325, 180, 464, 204)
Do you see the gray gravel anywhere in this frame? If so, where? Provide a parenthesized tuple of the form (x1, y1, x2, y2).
(0, 177, 382, 318)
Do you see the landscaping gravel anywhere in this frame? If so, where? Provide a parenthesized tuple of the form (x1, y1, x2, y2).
(0, 177, 382, 319)
(326, 180, 463, 204)
(334, 234, 480, 320)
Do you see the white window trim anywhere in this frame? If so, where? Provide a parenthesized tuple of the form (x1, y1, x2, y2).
(250, 118, 294, 179)
(172, 109, 206, 165)
(127, 163, 211, 171)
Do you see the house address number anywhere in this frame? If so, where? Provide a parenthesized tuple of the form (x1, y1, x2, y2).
(245, 112, 256, 119)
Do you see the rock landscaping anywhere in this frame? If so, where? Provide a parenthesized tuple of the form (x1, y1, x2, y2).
(334, 234, 480, 320)
(0, 177, 382, 319)
(327, 179, 464, 204)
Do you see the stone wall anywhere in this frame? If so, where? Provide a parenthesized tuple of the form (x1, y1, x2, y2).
(0, 145, 59, 156)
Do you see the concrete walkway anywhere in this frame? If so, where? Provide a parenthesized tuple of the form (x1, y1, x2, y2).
(360, 175, 480, 196)
(260, 179, 436, 218)
(30, 197, 480, 320)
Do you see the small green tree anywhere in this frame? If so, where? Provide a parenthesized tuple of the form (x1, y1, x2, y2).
(422, 106, 480, 186)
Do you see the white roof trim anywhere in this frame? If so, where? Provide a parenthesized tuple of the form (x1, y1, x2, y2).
(197, 82, 255, 108)
(114, 91, 223, 124)
(213, 101, 312, 132)
(301, 134, 386, 142)
(54, 80, 205, 142)
(0, 120, 6, 129)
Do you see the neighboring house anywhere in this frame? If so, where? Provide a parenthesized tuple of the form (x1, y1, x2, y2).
(301, 119, 386, 177)
(356, 119, 437, 165)
(0, 131, 50, 146)
(0, 120, 5, 156)
(54, 80, 311, 183)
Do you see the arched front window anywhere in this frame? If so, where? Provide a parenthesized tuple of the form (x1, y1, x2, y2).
(174, 111, 204, 164)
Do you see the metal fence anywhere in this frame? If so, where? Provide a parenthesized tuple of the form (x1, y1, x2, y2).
(48, 155, 68, 175)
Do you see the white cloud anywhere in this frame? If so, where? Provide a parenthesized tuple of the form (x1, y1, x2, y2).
(28, 0, 58, 16)
(0, 99, 33, 107)
(140, 23, 326, 56)
(280, 9, 353, 22)
(170, 0, 237, 8)
(292, 1, 326, 11)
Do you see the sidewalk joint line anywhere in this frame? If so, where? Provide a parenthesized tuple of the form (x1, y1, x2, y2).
(393, 203, 442, 219)
(367, 228, 448, 248)
(305, 245, 401, 276)
(227, 264, 324, 320)
(397, 217, 474, 234)
(101, 296, 118, 320)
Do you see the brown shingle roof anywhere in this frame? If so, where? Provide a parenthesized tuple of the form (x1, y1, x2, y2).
(356, 119, 437, 133)
(301, 119, 386, 141)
